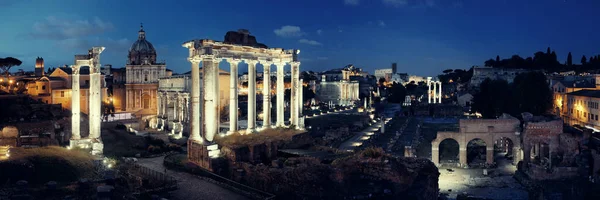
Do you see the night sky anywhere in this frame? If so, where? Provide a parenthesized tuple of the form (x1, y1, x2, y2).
(1, 0, 599, 76)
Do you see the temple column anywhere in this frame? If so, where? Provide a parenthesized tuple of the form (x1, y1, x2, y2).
(70, 65, 81, 141)
(170, 94, 178, 135)
(157, 92, 162, 129)
(433, 82, 437, 104)
(247, 60, 258, 133)
(188, 58, 202, 143)
(438, 81, 442, 103)
(228, 59, 240, 134)
(203, 55, 220, 142)
(89, 58, 102, 140)
(427, 77, 432, 104)
(290, 62, 300, 126)
(276, 62, 285, 127)
(261, 61, 272, 129)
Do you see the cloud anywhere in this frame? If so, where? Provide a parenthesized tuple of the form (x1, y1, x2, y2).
(344, 0, 360, 5)
(273, 25, 305, 38)
(382, 0, 408, 7)
(317, 29, 323, 35)
(56, 37, 131, 52)
(378, 20, 386, 27)
(30, 16, 115, 40)
(298, 39, 322, 46)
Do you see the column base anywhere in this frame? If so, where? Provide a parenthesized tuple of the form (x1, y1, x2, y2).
(246, 128, 256, 134)
(187, 140, 221, 171)
(69, 138, 92, 149)
(91, 141, 104, 156)
(226, 130, 237, 135)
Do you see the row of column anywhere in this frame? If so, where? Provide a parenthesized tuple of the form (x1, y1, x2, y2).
(427, 77, 442, 104)
(157, 92, 189, 133)
(188, 56, 303, 144)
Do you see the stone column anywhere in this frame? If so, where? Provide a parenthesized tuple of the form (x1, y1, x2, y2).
(276, 62, 285, 127)
(486, 146, 494, 165)
(228, 59, 240, 134)
(71, 65, 81, 140)
(173, 94, 178, 122)
(298, 78, 303, 119)
(89, 54, 103, 140)
(438, 81, 442, 103)
(459, 147, 467, 167)
(432, 146, 439, 166)
(427, 77, 432, 104)
(188, 58, 202, 142)
(262, 61, 272, 129)
(203, 55, 219, 142)
(290, 62, 300, 126)
(247, 60, 258, 133)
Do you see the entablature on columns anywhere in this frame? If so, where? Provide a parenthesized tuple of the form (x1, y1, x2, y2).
(182, 39, 299, 64)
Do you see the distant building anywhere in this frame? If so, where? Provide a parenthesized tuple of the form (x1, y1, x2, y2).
(469, 67, 527, 88)
(375, 68, 393, 82)
(551, 80, 598, 118)
(34, 57, 44, 77)
(317, 65, 361, 105)
(563, 89, 600, 129)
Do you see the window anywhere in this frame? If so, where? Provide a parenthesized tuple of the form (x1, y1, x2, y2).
(145, 74, 148, 82)
(60, 91, 65, 97)
(85, 80, 89, 85)
(42, 85, 46, 90)
(596, 115, 598, 121)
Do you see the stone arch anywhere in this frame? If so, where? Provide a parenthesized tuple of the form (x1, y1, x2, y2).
(466, 138, 488, 166)
(438, 138, 460, 165)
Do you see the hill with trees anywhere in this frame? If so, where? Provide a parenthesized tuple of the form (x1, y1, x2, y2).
(483, 47, 600, 73)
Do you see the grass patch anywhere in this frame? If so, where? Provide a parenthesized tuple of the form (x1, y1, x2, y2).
(0, 146, 95, 184)
(215, 128, 303, 148)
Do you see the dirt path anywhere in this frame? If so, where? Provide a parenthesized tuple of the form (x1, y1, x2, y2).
(137, 156, 249, 200)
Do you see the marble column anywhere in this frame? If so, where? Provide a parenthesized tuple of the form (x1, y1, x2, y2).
(276, 62, 285, 127)
(228, 59, 240, 134)
(188, 58, 202, 142)
(89, 49, 103, 140)
(427, 77, 432, 104)
(262, 61, 272, 129)
(71, 65, 81, 140)
(298, 78, 303, 120)
(247, 60, 258, 133)
(433, 82, 437, 104)
(203, 55, 219, 142)
(290, 62, 299, 126)
(438, 81, 442, 103)
(173, 94, 178, 122)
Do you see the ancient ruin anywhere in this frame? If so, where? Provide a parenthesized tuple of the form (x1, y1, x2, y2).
(182, 29, 303, 170)
(70, 47, 105, 156)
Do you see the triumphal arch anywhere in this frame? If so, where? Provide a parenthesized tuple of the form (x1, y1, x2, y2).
(182, 30, 303, 169)
(431, 116, 521, 167)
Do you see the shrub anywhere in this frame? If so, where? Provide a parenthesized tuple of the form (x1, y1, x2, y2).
(115, 123, 126, 129)
(166, 144, 182, 152)
(147, 145, 162, 154)
(361, 147, 384, 158)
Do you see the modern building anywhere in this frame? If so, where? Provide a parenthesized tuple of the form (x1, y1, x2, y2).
(564, 90, 600, 129)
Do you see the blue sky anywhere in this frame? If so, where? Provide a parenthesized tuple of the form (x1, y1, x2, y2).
(1, 0, 599, 76)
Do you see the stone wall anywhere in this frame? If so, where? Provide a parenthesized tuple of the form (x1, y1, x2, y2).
(459, 118, 520, 133)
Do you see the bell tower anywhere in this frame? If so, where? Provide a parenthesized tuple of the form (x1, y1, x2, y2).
(35, 57, 44, 76)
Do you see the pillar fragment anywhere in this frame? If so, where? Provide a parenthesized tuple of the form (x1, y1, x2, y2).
(202, 56, 219, 142)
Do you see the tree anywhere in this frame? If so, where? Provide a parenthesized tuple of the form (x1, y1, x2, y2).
(443, 69, 453, 74)
(512, 72, 552, 115)
(405, 82, 417, 94)
(567, 52, 573, 66)
(378, 77, 386, 87)
(484, 59, 495, 67)
(496, 55, 500, 63)
(582, 55, 587, 65)
(387, 82, 406, 104)
(0, 57, 22, 79)
(302, 85, 316, 105)
(471, 78, 513, 118)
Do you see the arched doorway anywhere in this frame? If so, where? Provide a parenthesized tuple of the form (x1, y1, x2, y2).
(467, 138, 487, 167)
(439, 138, 460, 166)
(142, 93, 150, 109)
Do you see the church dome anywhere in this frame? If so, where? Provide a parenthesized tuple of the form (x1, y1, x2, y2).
(128, 24, 157, 65)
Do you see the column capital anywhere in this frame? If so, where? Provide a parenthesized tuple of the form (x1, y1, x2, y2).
(187, 57, 202, 64)
(290, 61, 301, 66)
(70, 65, 80, 75)
(259, 60, 273, 66)
(245, 59, 259, 65)
(274, 62, 286, 67)
(200, 54, 216, 61)
(226, 58, 242, 64)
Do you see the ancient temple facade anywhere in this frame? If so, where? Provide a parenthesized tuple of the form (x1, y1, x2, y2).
(124, 25, 167, 114)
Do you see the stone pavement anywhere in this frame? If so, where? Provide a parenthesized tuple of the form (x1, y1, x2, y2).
(137, 156, 249, 200)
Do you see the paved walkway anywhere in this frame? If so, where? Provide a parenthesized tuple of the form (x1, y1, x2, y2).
(338, 118, 389, 151)
(137, 156, 249, 200)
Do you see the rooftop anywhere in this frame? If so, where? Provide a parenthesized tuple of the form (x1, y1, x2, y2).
(567, 89, 600, 98)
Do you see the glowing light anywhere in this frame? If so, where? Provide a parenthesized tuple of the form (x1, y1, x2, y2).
(366, 132, 374, 136)
(360, 136, 370, 140)
(352, 142, 363, 147)
(67, 146, 72, 150)
(107, 164, 112, 168)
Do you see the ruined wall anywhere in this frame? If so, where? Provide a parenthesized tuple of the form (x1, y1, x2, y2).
(459, 118, 520, 133)
(523, 120, 563, 152)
